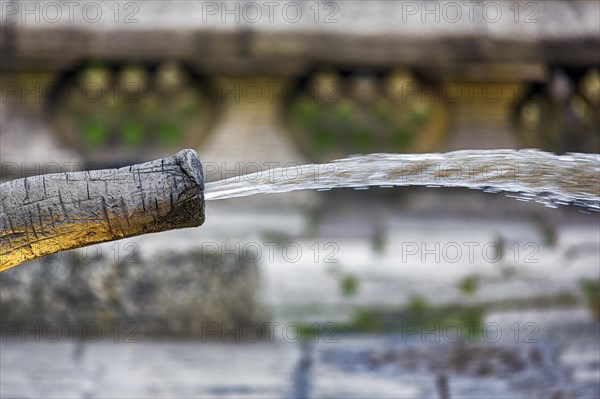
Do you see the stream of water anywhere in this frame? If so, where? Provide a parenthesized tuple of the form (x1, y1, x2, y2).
(204, 149, 600, 211)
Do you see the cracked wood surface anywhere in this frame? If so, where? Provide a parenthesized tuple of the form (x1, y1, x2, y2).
(0, 149, 205, 272)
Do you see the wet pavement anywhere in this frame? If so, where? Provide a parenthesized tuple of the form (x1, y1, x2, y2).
(1, 311, 598, 399)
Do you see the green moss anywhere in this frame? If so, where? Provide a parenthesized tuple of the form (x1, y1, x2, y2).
(339, 274, 359, 297)
(179, 101, 201, 118)
(141, 94, 161, 115)
(333, 101, 355, 123)
(295, 322, 338, 341)
(158, 121, 182, 146)
(350, 309, 381, 332)
(82, 120, 107, 147)
(406, 295, 428, 312)
(374, 99, 393, 122)
(340, 298, 485, 338)
(353, 129, 374, 152)
(391, 128, 413, 150)
(457, 276, 479, 297)
(291, 101, 319, 125)
(580, 278, 600, 320)
(409, 103, 431, 126)
(533, 214, 557, 246)
(122, 121, 144, 147)
(313, 128, 337, 151)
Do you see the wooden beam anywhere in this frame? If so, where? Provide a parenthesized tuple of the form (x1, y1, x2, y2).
(0, 149, 205, 271)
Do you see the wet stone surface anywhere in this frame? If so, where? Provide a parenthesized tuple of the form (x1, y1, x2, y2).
(0, 249, 264, 337)
(1, 321, 598, 399)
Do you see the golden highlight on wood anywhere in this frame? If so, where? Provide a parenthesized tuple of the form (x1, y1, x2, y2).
(0, 149, 205, 272)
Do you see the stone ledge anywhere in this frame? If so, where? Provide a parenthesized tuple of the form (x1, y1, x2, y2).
(2, 1, 599, 73)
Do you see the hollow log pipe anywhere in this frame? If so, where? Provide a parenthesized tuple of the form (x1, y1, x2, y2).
(0, 149, 205, 272)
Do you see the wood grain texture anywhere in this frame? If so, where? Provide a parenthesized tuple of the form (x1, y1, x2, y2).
(0, 149, 205, 272)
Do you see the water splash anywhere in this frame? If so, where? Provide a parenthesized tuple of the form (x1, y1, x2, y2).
(204, 149, 600, 211)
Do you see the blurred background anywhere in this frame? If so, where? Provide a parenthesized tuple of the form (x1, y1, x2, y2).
(1, 1, 599, 398)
